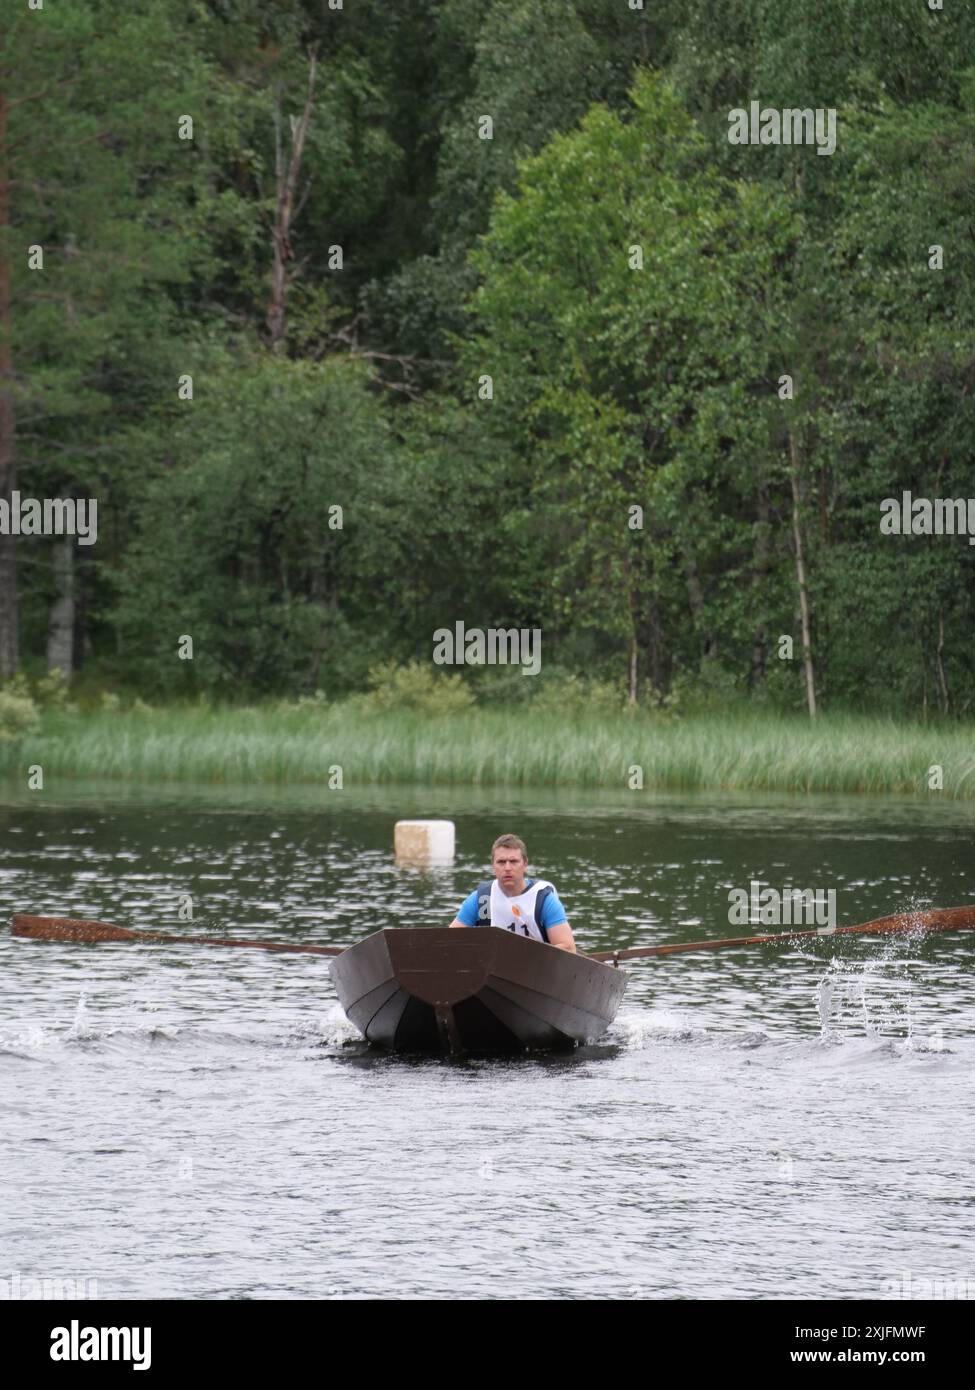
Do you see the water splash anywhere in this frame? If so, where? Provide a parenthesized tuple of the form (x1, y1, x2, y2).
(611, 1007, 698, 1048)
(287, 1005, 361, 1048)
(0, 1025, 53, 1057)
(814, 902, 938, 1045)
(609, 1007, 771, 1051)
(66, 991, 95, 1042)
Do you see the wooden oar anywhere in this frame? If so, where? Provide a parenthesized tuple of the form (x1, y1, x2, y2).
(10, 914, 344, 957)
(588, 905, 975, 963)
(13, 906, 975, 967)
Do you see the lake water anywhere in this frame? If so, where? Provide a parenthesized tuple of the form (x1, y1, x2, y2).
(1, 781, 973, 1300)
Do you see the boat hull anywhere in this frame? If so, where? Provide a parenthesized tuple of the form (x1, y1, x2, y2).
(329, 927, 627, 1054)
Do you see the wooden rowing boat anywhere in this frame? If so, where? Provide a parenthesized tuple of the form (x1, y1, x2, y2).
(328, 927, 628, 1055)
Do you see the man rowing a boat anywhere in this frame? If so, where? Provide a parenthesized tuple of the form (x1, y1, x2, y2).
(448, 834, 577, 952)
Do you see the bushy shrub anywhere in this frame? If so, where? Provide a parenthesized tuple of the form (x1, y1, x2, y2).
(470, 664, 627, 713)
(468, 666, 537, 705)
(748, 660, 806, 713)
(664, 660, 746, 715)
(0, 678, 41, 744)
(529, 669, 626, 715)
(34, 668, 71, 708)
(357, 661, 475, 714)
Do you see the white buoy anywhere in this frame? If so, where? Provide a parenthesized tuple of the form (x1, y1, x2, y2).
(394, 819, 455, 865)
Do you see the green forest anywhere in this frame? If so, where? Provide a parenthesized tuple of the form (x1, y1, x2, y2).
(2, 0, 974, 738)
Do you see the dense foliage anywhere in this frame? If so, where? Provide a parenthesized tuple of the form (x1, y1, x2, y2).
(2, 0, 973, 716)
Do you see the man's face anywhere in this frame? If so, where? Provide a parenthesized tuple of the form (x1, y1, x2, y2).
(493, 848, 527, 889)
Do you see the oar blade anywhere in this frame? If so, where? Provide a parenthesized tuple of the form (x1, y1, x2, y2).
(10, 912, 346, 956)
(11, 914, 138, 943)
(591, 905, 975, 963)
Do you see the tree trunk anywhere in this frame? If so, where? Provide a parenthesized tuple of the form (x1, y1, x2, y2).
(46, 514, 75, 677)
(818, 460, 829, 541)
(921, 648, 928, 722)
(265, 50, 318, 353)
(749, 482, 770, 687)
(73, 542, 91, 670)
(645, 594, 665, 696)
(788, 430, 817, 718)
(935, 608, 950, 716)
(684, 550, 716, 661)
(0, 64, 17, 677)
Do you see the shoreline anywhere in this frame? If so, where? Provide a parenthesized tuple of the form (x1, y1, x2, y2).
(2, 704, 974, 797)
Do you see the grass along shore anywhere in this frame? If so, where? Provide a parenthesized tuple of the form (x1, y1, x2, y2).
(2, 702, 974, 796)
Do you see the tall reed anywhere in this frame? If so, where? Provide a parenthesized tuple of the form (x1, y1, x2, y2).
(2, 703, 972, 796)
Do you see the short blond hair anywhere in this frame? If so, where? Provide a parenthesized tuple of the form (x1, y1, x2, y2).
(492, 833, 527, 862)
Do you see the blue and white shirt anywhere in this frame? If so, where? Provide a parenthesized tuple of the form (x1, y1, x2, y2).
(456, 877, 568, 943)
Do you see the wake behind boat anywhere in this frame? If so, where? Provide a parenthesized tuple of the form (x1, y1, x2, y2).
(328, 926, 628, 1055)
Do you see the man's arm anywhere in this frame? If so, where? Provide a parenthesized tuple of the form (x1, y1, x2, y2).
(547, 921, 576, 953)
(448, 888, 480, 929)
(541, 886, 576, 952)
